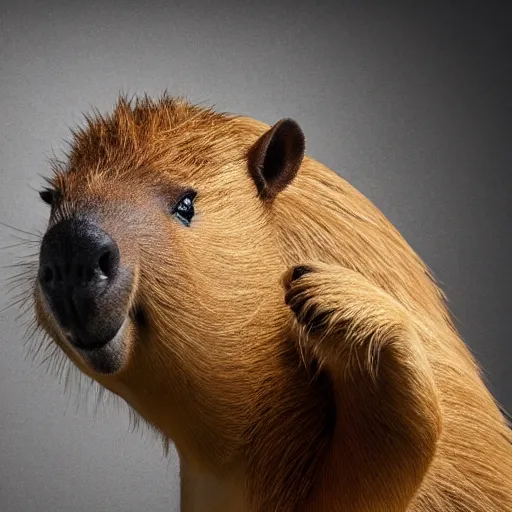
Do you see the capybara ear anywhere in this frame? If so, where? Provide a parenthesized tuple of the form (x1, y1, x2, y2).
(248, 118, 305, 201)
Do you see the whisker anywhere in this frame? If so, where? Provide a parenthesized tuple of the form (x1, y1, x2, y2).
(46, 351, 60, 377)
(11, 252, 40, 260)
(13, 296, 36, 320)
(1, 261, 39, 270)
(27, 336, 50, 362)
(11, 234, 41, 244)
(0, 296, 31, 314)
(0, 241, 40, 251)
(5, 281, 34, 298)
(64, 364, 75, 393)
(5, 288, 32, 301)
(0, 221, 41, 239)
(55, 350, 69, 382)
(21, 317, 39, 344)
(38, 345, 60, 369)
(5, 271, 36, 283)
(5, 276, 35, 288)
(23, 336, 45, 362)
(93, 386, 106, 417)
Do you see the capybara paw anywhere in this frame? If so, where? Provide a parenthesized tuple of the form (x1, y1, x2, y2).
(283, 265, 335, 336)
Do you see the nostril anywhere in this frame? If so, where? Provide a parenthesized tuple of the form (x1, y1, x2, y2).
(98, 249, 114, 278)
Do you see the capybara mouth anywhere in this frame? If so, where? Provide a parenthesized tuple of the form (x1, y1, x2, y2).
(74, 306, 147, 375)
(70, 316, 131, 375)
(65, 315, 127, 352)
(56, 304, 147, 375)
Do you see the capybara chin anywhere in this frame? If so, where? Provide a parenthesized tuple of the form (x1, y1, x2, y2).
(31, 94, 511, 512)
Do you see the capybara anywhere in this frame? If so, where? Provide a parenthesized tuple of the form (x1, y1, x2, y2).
(30, 94, 512, 511)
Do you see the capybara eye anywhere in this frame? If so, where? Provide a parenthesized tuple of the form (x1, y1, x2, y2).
(39, 188, 55, 206)
(172, 190, 197, 227)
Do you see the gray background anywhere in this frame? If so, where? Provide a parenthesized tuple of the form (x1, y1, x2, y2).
(0, 1, 510, 511)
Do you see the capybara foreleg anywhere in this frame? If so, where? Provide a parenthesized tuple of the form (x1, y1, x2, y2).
(283, 263, 442, 512)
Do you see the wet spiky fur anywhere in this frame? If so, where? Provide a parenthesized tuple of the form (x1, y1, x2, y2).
(22, 94, 512, 511)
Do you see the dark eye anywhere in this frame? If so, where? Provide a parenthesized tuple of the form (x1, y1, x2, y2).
(173, 191, 197, 227)
(39, 188, 55, 206)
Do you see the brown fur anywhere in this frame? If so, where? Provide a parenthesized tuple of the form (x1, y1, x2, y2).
(33, 94, 512, 511)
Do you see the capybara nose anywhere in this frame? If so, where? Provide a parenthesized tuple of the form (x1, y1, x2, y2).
(40, 219, 120, 293)
(38, 217, 129, 350)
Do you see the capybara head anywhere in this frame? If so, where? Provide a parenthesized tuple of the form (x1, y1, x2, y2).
(35, 97, 303, 372)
